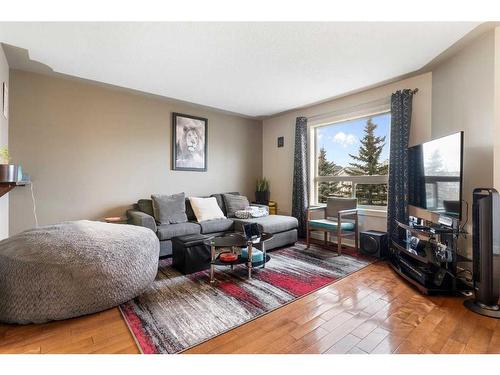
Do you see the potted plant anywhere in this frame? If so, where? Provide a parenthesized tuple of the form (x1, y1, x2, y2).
(0, 147, 18, 183)
(255, 177, 270, 204)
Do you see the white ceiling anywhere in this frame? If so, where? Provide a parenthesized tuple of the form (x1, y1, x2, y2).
(0, 22, 480, 117)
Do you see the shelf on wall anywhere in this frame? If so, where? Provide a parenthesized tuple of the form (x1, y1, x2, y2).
(0, 181, 30, 198)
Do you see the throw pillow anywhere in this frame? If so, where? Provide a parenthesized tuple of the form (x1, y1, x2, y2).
(234, 206, 269, 219)
(151, 192, 188, 224)
(249, 206, 268, 218)
(137, 199, 154, 217)
(223, 194, 250, 218)
(189, 196, 226, 222)
(234, 209, 252, 219)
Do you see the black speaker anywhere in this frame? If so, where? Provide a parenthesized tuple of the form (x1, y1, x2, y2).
(464, 188, 500, 318)
(360, 230, 387, 258)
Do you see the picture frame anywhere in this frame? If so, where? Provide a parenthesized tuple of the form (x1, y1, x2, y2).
(172, 112, 208, 171)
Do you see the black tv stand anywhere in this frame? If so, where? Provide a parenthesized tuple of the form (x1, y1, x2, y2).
(390, 217, 471, 295)
(411, 224, 430, 231)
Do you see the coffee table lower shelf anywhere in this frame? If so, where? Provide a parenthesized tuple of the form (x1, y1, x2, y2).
(206, 232, 274, 284)
(213, 254, 271, 268)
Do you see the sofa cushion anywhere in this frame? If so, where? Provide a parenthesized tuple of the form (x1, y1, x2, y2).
(151, 192, 188, 224)
(233, 215, 298, 234)
(308, 219, 355, 231)
(185, 198, 197, 221)
(184, 192, 239, 219)
(156, 222, 201, 241)
(210, 194, 225, 214)
(189, 197, 226, 222)
(137, 199, 154, 217)
(198, 218, 234, 234)
(223, 194, 249, 218)
(211, 192, 239, 216)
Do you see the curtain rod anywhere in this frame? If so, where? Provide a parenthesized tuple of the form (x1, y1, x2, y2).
(306, 88, 418, 122)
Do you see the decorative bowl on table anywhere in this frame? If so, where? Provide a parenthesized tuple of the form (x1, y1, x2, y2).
(219, 252, 238, 263)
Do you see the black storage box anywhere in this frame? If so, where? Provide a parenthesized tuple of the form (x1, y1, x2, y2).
(172, 233, 212, 275)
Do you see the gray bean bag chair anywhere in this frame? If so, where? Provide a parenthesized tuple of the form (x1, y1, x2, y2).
(0, 220, 159, 324)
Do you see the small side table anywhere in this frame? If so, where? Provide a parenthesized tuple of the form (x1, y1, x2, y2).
(103, 216, 128, 224)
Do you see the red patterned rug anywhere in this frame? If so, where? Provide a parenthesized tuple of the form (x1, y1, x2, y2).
(119, 242, 374, 354)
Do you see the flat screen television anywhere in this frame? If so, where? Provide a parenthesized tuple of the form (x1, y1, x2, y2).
(408, 131, 464, 219)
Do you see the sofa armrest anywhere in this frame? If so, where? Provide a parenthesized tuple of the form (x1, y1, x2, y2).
(127, 209, 157, 233)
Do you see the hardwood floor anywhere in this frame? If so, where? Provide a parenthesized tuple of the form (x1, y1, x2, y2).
(0, 307, 140, 354)
(185, 262, 499, 354)
(0, 261, 498, 354)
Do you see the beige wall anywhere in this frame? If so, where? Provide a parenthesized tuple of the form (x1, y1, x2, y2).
(9, 70, 262, 235)
(495, 28, 500, 191)
(0, 45, 8, 239)
(7, 28, 500, 244)
(262, 72, 432, 232)
(432, 29, 497, 256)
(261, 27, 500, 244)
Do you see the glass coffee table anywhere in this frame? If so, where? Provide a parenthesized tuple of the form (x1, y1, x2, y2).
(204, 232, 273, 284)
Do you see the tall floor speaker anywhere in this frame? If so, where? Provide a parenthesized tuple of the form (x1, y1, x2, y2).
(464, 188, 500, 318)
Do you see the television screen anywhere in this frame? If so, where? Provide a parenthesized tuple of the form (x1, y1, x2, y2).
(408, 132, 463, 219)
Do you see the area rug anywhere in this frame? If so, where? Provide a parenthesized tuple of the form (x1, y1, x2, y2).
(119, 242, 374, 354)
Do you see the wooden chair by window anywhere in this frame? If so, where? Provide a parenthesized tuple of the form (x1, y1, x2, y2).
(306, 198, 359, 255)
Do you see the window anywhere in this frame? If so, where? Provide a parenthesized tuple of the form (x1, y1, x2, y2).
(313, 112, 391, 208)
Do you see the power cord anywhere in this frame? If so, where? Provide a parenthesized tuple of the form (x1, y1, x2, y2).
(460, 199, 469, 238)
(30, 182, 39, 227)
(461, 199, 469, 230)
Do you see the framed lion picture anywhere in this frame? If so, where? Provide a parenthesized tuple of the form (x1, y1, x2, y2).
(172, 112, 208, 171)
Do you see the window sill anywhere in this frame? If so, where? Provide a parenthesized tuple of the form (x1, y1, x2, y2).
(358, 207, 387, 218)
(311, 204, 387, 218)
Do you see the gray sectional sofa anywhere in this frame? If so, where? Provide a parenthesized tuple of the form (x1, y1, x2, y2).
(127, 192, 298, 257)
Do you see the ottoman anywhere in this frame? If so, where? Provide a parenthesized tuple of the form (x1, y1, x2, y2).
(172, 233, 213, 275)
(0, 220, 160, 324)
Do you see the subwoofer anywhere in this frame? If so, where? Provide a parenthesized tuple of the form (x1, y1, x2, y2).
(360, 230, 387, 258)
(464, 188, 500, 318)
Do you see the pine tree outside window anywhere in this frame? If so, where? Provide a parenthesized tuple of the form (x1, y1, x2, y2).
(313, 111, 391, 208)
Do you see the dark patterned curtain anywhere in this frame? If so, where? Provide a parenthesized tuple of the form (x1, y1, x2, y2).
(387, 90, 414, 245)
(292, 116, 309, 238)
